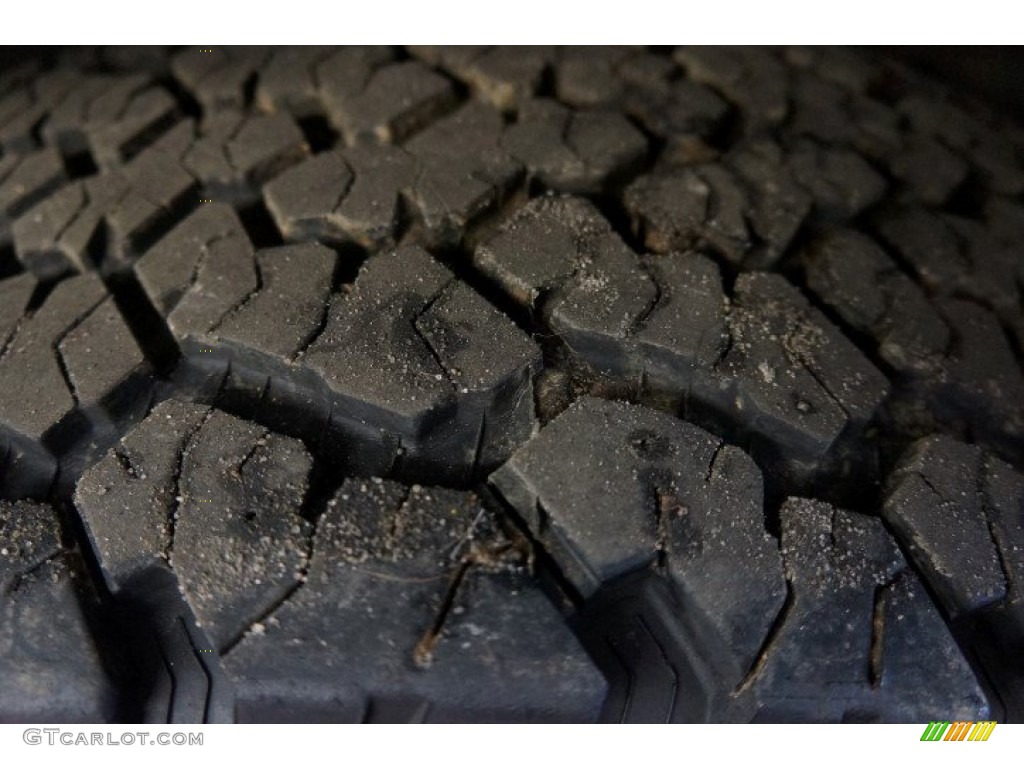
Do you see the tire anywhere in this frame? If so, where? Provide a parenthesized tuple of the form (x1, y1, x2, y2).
(0, 45, 1022, 723)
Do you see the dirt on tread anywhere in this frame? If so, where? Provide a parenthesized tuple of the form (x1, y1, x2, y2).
(0, 45, 1023, 724)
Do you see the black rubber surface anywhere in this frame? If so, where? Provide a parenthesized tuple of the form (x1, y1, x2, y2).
(1, 45, 1023, 723)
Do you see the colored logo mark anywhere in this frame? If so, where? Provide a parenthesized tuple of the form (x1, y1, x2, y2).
(920, 721, 997, 741)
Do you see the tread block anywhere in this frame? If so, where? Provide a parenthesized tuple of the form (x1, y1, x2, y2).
(720, 271, 889, 463)
(171, 46, 271, 113)
(135, 202, 257, 338)
(41, 73, 177, 168)
(554, 47, 730, 145)
(476, 195, 888, 479)
(802, 230, 950, 375)
(14, 104, 309, 278)
(88, 86, 178, 168)
(502, 99, 647, 195)
(720, 141, 811, 267)
(803, 228, 1024, 457)
(747, 497, 987, 722)
(136, 213, 541, 482)
(491, 397, 787, 681)
(104, 146, 198, 266)
(624, 145, 814, 268)
(75, 399, 207, 588)
(403, 102, 522, 246)
(893, 85, 1024, 196)
(673, 46, 788, 127)
(13, 141, 198, 277)
(173, 411, 312, 649)
(13, 176, 120, 279)
(557, 48, 733, 150)
(0, 500, 119, 721)
(0, 69, 83, 154)
(0, 272, 148, 497)
(215, 244, 337, 360)
(75, 407, 605, 722)
(876, 205, 1023, 326)
(179, 112, 309, 204)
(877, 204, 1024, 388)
(888, 136, 969, 207)
(312, 46, 395, 125)
(256, 46, 339, 118)
(884, 436, 1020, 617)
(778, 70, 901, 159)
(321, 59, 456, 145)
(983, 454, 1024, 606)
(263, 143, 410, 250)
(264, 103, 521, 250)
(883, 435, 1024, 717)
(0, 148, 67, 243)
(77, 403, 312, 649)
(786, 139, 887, 221)
(475, 194, 623, 310)
(554, 46, 642, 108)
(224, 477, 606, 722)
(300, 246, 539, 480)
(624, 76, 730, 143)
(625, 164, 753, 263)
(410, 46, 553, 111)
(936, 299, 1024, 455)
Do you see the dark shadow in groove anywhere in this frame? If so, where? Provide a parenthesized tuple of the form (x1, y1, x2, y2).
(106, 271, 181, 376)
(62, 148, 99, 179)
(296, 115, 339, 154)
(0, 243, 21, 280)
(111, 566, 234, 724)
(237, 199, 284, 249)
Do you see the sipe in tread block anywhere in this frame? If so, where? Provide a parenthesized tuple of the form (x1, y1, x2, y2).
(802, 229, 1024, 461)
(152, 112, 310, 207)
(0, 148, 67, 249)
(2, 45, 1024, 724)
(554, 48, 732, 157)
(492, 397, 989, 722)
(76, 402, 312, 648)
(875, 201, 1024, 369)
(501, 98, 648, 195)
(13, 105, 310, 280)
(255, 46, 343, 119)
(134, 205, 541, 483)
(623, 138, 884, 268)
(0, 271, 151, 498)
(13, 143, 198, 278)
(40, 73, 178, 170)
(674, 47, 789, 128)
(170, 47, 273, 114)
(74, 403, 605, 723)
(325, 60, 456, 146)
(749, 498, 986, 722)
(226, 478, 605, 723)
(0, 69, 85, 155)
(409, 46, 553, 112)
(490, 396, 787, 677)
(475, 195, 888, 487)
(884, 435, 1024, 718)
(264, 101, 522, 251)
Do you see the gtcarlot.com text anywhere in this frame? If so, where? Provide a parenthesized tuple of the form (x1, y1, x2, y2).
(23, 729, 203, 746)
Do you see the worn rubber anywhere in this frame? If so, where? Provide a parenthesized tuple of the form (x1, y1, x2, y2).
(1, 45, 1023, 723)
